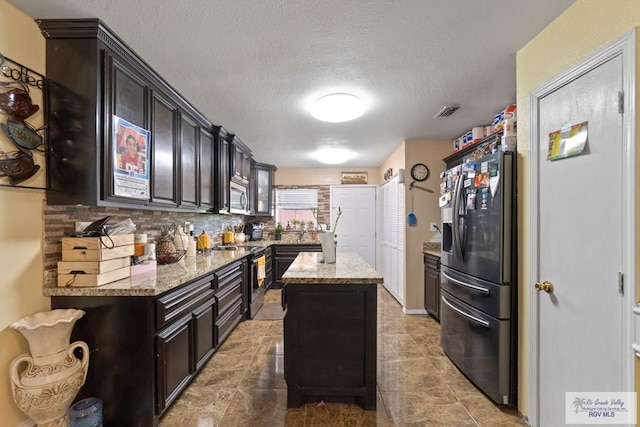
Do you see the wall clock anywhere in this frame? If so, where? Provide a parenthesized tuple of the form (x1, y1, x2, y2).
(410, 163, 429, 181)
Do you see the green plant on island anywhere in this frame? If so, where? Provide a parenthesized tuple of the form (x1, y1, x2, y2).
(275, 222, 284, 234)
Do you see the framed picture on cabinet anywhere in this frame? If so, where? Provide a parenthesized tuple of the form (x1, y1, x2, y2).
(112, 115, 151, 199)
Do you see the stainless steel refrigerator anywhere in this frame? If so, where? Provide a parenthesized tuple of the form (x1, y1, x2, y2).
(440, 148, 517, 406)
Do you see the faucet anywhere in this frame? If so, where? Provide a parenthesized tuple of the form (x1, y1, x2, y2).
(298, 230, 307, 241)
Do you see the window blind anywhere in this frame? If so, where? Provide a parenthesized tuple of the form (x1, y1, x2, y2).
(275, 189, 318, 209)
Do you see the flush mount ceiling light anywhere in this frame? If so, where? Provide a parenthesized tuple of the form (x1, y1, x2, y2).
(312, 147, 354, 165)
(311, 93, 365, 123)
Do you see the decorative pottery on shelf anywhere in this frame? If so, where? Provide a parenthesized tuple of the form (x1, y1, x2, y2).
(9, 309, 89, 427)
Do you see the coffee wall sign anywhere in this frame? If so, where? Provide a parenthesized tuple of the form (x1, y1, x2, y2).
(0, 53, 46, 189)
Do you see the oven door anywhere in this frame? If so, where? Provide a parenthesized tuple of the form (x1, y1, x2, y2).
(249, 253, 265, 318)
(230, 181, 249, 214)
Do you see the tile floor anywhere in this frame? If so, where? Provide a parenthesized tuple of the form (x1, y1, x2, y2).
(160, 285, 527, 426)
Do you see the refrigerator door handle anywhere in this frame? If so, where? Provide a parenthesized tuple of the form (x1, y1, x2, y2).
(452, 174, 465, 261)
(441, 270, 490, 294)
(441, 295, 490, 328)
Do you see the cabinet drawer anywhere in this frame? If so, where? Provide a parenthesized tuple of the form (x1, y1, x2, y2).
(214, 261, 243, 291)
(216, 298, 243, 345)
(156, 275, 214, 330)
(215, 280, 242, 315)
(424, 254, 440, 271)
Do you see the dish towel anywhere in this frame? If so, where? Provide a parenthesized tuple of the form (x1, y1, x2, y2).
(257, 255, 266, 286)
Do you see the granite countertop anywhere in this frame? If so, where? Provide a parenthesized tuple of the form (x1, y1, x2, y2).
(282, 252, 383, 285)
(423, 242, 441, 257)
(239, 239, 322, 247)
(44, 249, 253, 298)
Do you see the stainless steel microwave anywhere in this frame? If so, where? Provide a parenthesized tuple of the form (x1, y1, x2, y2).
(230, 181, 249, 214)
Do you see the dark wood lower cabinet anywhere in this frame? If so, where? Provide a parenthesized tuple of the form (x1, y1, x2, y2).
(156, 314, 194, 413)
(50, 260, 246, 426)
(424, 253, 441, 321)
(284, 283, 377, 410)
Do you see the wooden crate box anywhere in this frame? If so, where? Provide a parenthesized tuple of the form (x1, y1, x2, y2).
(61, 234, 134, 262)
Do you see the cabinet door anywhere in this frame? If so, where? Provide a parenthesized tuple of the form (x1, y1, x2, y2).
(232, 145, 244, 182)
(193, 298, 216, 370)
(156, 315, 194, 414)
(199, 128, 214, 209)
(150, 92, 178, 207)
(214, 128, 230, 213)
(242, 152, 251, 182)
(104, 53, 149, 204)
(179, 112, 199, 209)
(424, 256, 440, 320)
(254, 163, 275, 216)
(274, 255, 296, 285)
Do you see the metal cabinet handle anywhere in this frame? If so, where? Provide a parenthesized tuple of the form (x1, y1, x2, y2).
(441, 295, 489, 328)
(441, 270, 490, 294)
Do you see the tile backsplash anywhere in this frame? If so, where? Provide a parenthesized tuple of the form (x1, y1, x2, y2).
(42, 185, 331, 287)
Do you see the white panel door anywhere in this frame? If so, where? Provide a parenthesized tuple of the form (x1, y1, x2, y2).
(330, 185, 377, 268)
(534, 52, 628, 425)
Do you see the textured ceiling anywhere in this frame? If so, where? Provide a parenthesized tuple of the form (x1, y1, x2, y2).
(10, 0, 576, 168)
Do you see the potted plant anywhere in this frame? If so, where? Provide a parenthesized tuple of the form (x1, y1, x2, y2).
(274, 222, 284, 240)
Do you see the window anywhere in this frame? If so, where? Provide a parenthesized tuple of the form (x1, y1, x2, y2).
(275, 188, 319, 230)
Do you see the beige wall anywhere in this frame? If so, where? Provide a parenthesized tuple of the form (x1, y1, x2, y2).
(0, 1, 49, 424)
(379, 141, 405, 184)
(516, 0, 640, 417)
(275, 166, 382, 186)
(403, 140, 450, 311)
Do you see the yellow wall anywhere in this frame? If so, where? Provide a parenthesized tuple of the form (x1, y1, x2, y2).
(0, 1, 49, 424)
(516, 0, 640, 417)
(403, 140, 451, 311)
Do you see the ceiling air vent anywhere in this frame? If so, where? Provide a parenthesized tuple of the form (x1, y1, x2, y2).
(433, 105, 460, 118)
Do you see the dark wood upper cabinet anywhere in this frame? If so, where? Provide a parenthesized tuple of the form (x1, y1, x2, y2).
(213, 126, 231, 214)
(38, 19, 214, 211)
(150, 92, 178, 207)
(179, 112, 199, 209)
(103, 51, 150, 206)
(199, 128, 214, 210)
(253, 162, 277, 216)
(229, 134, 252, 185)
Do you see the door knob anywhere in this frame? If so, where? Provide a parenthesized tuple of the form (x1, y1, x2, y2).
(535, 281, 554, 293)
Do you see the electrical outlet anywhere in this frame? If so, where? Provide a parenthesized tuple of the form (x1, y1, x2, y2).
(430, 222, 438, 232)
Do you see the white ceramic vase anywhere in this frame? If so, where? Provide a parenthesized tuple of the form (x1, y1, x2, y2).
(320, 231, 336, 264)
(10, 309, 89, 427)
(173, 225, 191, 251)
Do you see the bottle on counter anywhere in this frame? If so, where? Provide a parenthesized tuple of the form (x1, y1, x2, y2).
(186, 236, 197, 257)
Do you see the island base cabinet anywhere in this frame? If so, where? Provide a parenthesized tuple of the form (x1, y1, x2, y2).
(284, 284, 376, 410)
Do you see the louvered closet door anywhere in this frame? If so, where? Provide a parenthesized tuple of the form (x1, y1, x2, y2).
(381, 176, 405, 305)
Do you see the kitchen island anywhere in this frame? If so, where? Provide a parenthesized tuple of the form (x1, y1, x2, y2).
(282, 252, 382, 410)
